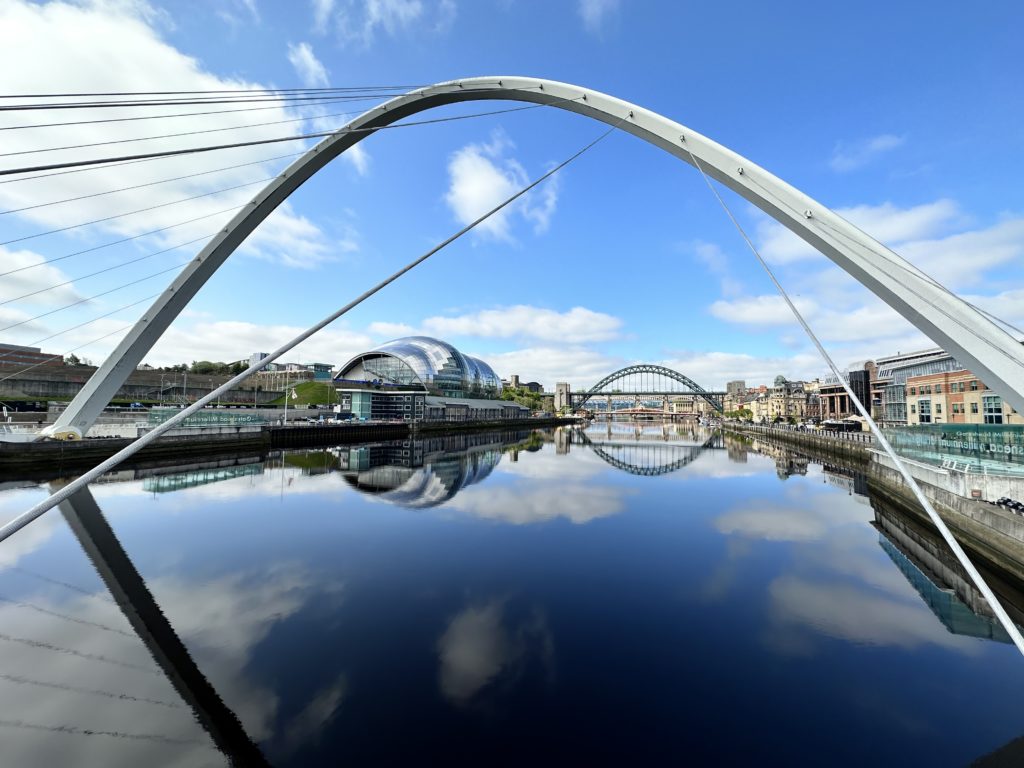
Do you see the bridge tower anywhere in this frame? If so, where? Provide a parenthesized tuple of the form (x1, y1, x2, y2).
(555, 382, 571, 413)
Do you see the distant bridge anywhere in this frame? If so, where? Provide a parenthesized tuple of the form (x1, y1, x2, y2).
(571, 365, 725, 413)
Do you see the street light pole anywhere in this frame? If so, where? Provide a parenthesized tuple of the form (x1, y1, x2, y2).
(283, 367, 290, 425)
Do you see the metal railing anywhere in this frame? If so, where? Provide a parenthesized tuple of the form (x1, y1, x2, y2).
(733, 422, 875, 444)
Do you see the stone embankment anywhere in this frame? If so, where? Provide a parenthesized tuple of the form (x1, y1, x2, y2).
(0, 417, 580, 478)
(725, 423, 1024, 581)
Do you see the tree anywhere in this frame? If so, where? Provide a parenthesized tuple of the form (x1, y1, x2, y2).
(64, 353, 81, 366)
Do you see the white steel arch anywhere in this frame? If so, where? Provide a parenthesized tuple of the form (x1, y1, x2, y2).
(47, 76, 1024, 437)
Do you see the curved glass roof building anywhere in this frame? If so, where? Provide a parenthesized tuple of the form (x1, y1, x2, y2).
(336, 336, 502, 399)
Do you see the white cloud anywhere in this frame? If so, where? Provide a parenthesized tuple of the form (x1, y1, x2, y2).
(422, 305, 622, 343)
(482, 345, 622, 389)
(344, 143, 370, 176)
(367, 320, 416, 337)
(444, 131, 559, 241)
(0, 246, 85, 309)
(709, 294, 815, 327)
(0, 0, 332, 269)
(578, 0, 618, 35)
(311, 0, 335, 32)
(659, 350, 826, 390)
(239, 202, 340, 269)
(689, 240, 744, 297)
(896, 216, 1024, 289)
(148, 319, 374, 368)
(329, 0, 454, 47)
(287, 41, 329, 88)
(756, 199, 961, 265)
(829, 133, 905, 172)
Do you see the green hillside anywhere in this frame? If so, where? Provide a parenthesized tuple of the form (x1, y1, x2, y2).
(268, 381, 337, 406)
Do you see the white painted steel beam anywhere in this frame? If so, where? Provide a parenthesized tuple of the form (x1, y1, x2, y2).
(47, 76, 1024, 437)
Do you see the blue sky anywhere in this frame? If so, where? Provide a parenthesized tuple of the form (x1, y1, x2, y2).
(1, 0, 1022, 390)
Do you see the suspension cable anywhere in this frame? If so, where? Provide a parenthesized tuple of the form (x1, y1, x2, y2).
(0, 97, 563, 178)
(0, 90, 438, 112)
(0, 151, 304, 216)
(681, 141, 1024, 657)
(0, 234, 209, 322)
(0, 205, 242, 277)
(0, 176, 271, 247)
(0, 109, 626, 545)
(0, 294, 159, 370)
(0, 323, 136, 384)
(0, 104, 391, 159)
(0, 85, 424, 98)
(0, 96, 382, 133)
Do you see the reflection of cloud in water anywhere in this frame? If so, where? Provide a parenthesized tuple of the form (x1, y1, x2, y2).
(447, 484, 625, 525)
(0, 506, 62, 570)
(283, 673, 347, 751)
(715, 504, 830, 542)
(151, 564, 320, 741)
(767, 575, 981, 655)
(714, 485, 870, 543)
(494, 449, 607, 481)
(437, 600, 553, 706)
(0, 560, 325, 766)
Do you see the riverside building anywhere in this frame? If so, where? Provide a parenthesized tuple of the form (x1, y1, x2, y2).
(333, 336, 529, 423)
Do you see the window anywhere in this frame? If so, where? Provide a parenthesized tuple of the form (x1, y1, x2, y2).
(970, 402, 979, 414)
(936, 403, 942, 414)
(935, 384, 942, 394)
(910, 404, 917, 414)
(918, 399, 931, 423)
(970, 380, 979, 391)
(909, 387, 916, 395)
(983, 395, 1004, 424)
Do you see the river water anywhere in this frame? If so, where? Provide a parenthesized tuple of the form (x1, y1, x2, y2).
(0, 424, 1022, 766)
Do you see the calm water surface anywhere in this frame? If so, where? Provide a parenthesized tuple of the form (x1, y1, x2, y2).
(0, 424, 1022, 766)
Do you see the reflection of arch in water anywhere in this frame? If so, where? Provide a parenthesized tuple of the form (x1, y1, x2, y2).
(343, 449, 502, 508)
(578, 432, 719, 477)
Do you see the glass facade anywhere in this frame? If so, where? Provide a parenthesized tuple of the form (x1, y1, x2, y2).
(337, 337, 502, 398)
(883, 424, 1024, 475)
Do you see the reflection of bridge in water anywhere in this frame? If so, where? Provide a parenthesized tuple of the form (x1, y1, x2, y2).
(576, 425, 724, 477)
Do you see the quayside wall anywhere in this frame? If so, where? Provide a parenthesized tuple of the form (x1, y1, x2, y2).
(726, 423, 1024, 581)
(0, 418, 579, 478)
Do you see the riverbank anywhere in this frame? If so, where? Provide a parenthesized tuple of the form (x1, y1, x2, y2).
(0, 417, 581, 478)
(725, 422, 1024, 582)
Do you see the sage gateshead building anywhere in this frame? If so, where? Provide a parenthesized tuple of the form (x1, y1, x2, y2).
(334, 336, 529, 423)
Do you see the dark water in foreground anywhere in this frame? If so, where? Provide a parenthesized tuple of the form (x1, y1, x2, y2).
(1, 425, 1023, 766)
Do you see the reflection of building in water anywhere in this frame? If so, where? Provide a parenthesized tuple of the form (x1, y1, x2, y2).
(750, 439, 809, 479)
(821, 463, 869, 498)
(725, 436, 749, 463)
(555, 427, 572, 455)
(872, 499, 1023, 643)
(339, 431, 531, 508)
(141, 462, 263, 493)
